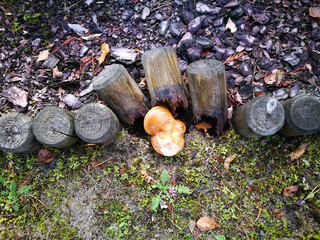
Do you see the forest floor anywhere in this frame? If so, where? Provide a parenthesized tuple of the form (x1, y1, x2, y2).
(1, 0, 320, 239)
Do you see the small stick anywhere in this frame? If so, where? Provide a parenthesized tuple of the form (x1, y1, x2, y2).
(30, 197, 40, 215)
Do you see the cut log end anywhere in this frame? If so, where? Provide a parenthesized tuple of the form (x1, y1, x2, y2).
(0, 113, 39, 153)
(280, 94, 320, 136)
(232, 96, 285, 138)
(33, 106, 78, 148)
(186, 59, 224, 75)
(74, 103, 120, 144)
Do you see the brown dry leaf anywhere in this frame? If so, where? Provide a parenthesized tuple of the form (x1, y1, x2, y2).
(189, 220, 196, 233)
(53, 66, 63, 78)
(264, 73, 277, 85)
(37, 50, 50, 62)
(226, 18, 237, 33)
(196, 216, 220, 232)
(273, 209, 284, 218)
(195, 122, 212, 132)
(97, 43, 110, 64)
(37, 149, 55, 163)
(283, 185, 299, 197)
(254, 91, 266, 97)
(309, 7, 320, 18)
(289, 143, 308, 160)
(224, 153, 238, 171)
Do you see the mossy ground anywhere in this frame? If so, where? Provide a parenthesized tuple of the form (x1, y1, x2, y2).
(1, 127, 319, 239)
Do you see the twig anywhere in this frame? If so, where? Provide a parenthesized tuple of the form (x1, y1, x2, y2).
(30, 197, 40, 215)
(254, 208, 262, 222)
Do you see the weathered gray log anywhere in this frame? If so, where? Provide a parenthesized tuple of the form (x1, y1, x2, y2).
(74, 103, 120, 145)
(32, 106, 78, 148)
(142, 46, 189, 112)
(92, 64, 150, 125)
(232, 96, 285, 138)
(187, 59, 227, 136)
(278, 94, 320, 136)
(0, 113, 40, 153)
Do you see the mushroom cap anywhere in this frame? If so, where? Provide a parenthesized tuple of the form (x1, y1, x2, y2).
(144, 106, 186, 156)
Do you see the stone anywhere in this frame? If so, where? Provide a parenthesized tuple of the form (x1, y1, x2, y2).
(170, 22, 187, 37)
(239, 62, 253, 76)
(181, 10, 194, 24)
(238, 85, 253, 100)
(230, 6, 244, 19)
(141, 7, 150, 20)
(272, 88, 288, 100)
(289, 85, 301, 97)
(196, 37, 214, 49)
(159, 21, 169, 34)
(188, 16, 205, 34)
(196, 2, 221, 15)
(179, 39, 202, 62)
(154, 13, 164, 21)
(122, 9, 134, 21)
(283, 53, 300, 66)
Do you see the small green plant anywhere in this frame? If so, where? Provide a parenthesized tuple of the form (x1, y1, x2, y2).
(151, 170, 191, 211)
(0, 177, 31, 212)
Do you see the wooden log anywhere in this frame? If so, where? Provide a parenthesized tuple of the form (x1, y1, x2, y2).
(232, 96, 285, 138)
(32, 106, 78, 148)
(0, 113, 40, 153)
(92, 64, 150, 125)
(142, 46, 189, 112)
(187, 59, 227, 136)
(74, 103, 120, 145)
(278, 94, 320, 136)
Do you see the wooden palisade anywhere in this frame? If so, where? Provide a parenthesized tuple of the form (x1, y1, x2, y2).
(187, 59, 227, 136)
(92, 64, 150, 125)
(142, 46, 189, 112)
(232, 96, 285, 138)
(74, 103, 120, 145)
(32, 106, 78, 148)
(278, 94, 320, 136)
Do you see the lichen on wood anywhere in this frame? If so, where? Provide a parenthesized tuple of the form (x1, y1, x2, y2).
(142, 46, 188, 112)
(187, 59, 227, 136)
(92, 64, 150, 125)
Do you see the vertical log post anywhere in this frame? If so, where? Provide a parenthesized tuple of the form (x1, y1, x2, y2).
(92, 64, 150, 125)
(278, 94, 320, 136)
(232, 96, 285, 138)
(142, 46, 189, 112)
(32, 106, 78, 148)
(187, 59, 227, 136)
(74, 103, 120, 145)
(0, 113, 40, 153)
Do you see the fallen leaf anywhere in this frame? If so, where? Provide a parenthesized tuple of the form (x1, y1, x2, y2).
(254, 91, 266, 97)
(264, 73, 277, 85)
(68, 23, 88, 35)
(52, 66, 63, 78)
(3, 86, 28, 107)
(224, 154, 238, 171)
(195, 122, 212, 132)
(309, 7, 320, 18)
(95, 209, 109, 215)
(283, 185, 299, 197)
(37, 50, 50, 62)
(189, 220, 196, 233)
(289, 143, 308, 160)
(37, 149, 55, 163)
(196, 216, 220, 232)
(273, 209, 284, 218)
(61, 94, 83, 109)
(276, 69, 283, 83)
(226, 18, 237, 33)
(97, 43, 110, 64)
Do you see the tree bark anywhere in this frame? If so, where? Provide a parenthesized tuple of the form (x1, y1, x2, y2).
(232, 96, 285, 138)
(187, 59, 227, 136)
(0, 113, 40, 153)
(93, 64, 150, 125)
(278, 94, 320, 136)
(74, 103, 120, 145)
(32, 106, 78, 148)
(142, 46, 188, 112)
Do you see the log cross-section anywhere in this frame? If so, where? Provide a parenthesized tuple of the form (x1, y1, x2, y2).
(0, 113, 40, 153)
(187, 59, 227, 136)
(142, 46, 188, 112)
(32, 106, 78, 148)
(278, 94, 320, 136)
(74, 103, 120, 145)
(232, 96, 285, 138)
(92, 64, 150, 125)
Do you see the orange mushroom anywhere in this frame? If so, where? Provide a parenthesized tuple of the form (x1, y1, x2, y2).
(144, 106, 186, 156)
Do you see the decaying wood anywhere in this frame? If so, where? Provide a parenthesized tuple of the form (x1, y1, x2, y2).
(142, 46, 188, 112)
(232, 96, 285, 138)
(32, 106, 78, 148)
(74, 103, 120, 145)
(278, 94, 320, 136)
(92, 64, 150, 125)
(187, 59, 227, 136)
(0, 113, 40, 153)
